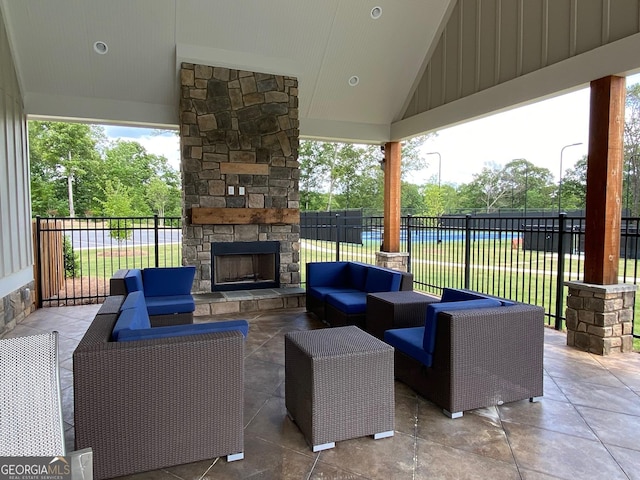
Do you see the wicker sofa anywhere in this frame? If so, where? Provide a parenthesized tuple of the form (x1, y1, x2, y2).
(110, 267, 196, 326)
(73, 295, 246, 480)
(306, 261, 413, 327)
(384, 289, 544, 418)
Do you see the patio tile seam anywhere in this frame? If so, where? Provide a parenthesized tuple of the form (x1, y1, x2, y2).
(496, 406, 528, 478)
(244, 431, 317, 461)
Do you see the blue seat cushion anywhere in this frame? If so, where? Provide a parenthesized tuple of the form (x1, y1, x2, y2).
(145, 295, 195, 316)
(112, 307, 151, 341)
(384, 327, 433, 367)
(423, 298, 502, 353)
(124, 269, 143, 293)
(142, 266, 195, 296)
(347, 262, 369, 291)
(306, 262, 349, 288)
(116, 319, 250, 342)
(308, 286, 360, 300)
(325, 292, 368, 314)
(120, 290, 146, 311)
(364, 267, 402, 293)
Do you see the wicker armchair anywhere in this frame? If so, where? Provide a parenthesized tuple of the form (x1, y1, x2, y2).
(73, 297, 244, 480)
(389, 303, 544, 418)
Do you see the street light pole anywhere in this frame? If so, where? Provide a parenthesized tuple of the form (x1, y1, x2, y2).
(558, 143, 583, 213)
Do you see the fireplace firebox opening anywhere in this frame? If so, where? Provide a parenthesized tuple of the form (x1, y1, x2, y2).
(211, 241, 280, 291)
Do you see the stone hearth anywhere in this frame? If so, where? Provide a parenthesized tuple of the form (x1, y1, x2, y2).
(179, 63, 300, 293)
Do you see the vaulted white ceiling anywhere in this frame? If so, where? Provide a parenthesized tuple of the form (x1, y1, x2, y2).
(2, 0, 640, 145)
(0, 0, 452, 143)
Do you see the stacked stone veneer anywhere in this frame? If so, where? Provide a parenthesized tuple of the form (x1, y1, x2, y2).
(376, 252, 409, 272)
(179, 63, 300, 293)
(1, 282, 35, 336)
(565, 281, 637, 355)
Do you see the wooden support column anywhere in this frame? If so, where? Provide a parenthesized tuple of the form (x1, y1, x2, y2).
(383, 142, 401, 252)
(584, 75, 626, 285)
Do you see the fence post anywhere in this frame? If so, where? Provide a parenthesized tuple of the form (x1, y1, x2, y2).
(406, 215, 412, 273)
(35, 216, 43, 308)
(555, 213, 567, 330)
(464, 214, 471, 289)
(335, 213, 340, 261)
(153, 215, 160, 267)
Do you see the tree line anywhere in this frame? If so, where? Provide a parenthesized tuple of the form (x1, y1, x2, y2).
(300, 84, 640, 216)
(29, 121, 181, 219)
(28, 84, 640, 219)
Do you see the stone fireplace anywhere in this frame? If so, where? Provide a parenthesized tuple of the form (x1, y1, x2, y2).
(179, 63, 300, 293)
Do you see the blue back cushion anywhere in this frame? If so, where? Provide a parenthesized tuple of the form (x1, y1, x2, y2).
(121, 291, 146, 311)
(116, 319, 250, 342)
(440, 288, 486, 303)
(142, 267, 195, 297)
(442, 288, 517, 306)
(364, 267, 401, 293)
(124, 269, 143, 293)
(112, 306, 151, 341)
(307, 262, 349, 288)
(423, 298, 502, 353)
(347, 262, 369, 290)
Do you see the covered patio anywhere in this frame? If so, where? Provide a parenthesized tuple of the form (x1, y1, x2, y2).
(3, 303, 639, 479)
(3, 1, 640, 478)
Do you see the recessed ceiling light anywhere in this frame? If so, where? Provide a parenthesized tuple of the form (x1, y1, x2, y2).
(371, 6, 382, 19)
(348, 76, 360, 87)
(93, 41, 108, 55)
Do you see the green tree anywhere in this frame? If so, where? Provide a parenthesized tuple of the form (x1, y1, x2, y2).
(96, 180, 134, 242)
(299, 135, 432, 213)
(624, 84, 640, 216)
(29, 121, 103, 216)
(560, 156, 587, 211)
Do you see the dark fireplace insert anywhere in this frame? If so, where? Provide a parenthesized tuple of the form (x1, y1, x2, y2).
(211, 241, 280, 291)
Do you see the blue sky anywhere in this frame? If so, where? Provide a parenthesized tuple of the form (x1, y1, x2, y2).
(103, 72, 640, 185)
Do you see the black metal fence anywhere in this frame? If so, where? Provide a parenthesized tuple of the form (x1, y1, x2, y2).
(34, 215, 182, 307)
(35, 213, 640, 342)
(299, 212, 640, 340)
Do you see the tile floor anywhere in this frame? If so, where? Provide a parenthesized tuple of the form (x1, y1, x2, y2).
(4, 305, 640, 480)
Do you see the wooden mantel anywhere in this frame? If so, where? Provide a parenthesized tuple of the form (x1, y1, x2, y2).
(191, 207, 299, 225)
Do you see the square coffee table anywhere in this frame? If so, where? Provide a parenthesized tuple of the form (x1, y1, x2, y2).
(284, 326, 394, 452)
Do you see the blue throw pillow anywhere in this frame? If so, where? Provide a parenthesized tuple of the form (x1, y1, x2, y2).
(423, 298, 502, 353)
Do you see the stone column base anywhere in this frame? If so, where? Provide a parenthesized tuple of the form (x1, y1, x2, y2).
(375, 252, 409, 272)
(565, 281, 637, 355)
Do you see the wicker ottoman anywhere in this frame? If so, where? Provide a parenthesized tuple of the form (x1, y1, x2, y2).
(366, 291, 440, 339)
(284, 326, 394, 452)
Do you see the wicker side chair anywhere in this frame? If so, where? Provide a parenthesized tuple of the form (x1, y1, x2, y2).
(73, 299, 244, 480)
(0, 331, 65, 456)
(390, 303, 544, 418)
